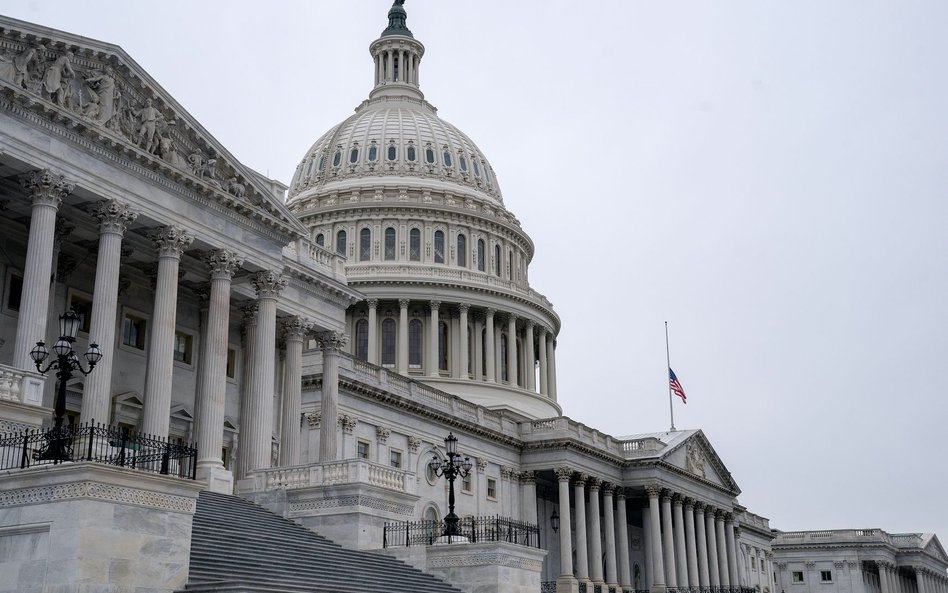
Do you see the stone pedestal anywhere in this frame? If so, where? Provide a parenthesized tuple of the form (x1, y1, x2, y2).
(196, 464, 234, 494)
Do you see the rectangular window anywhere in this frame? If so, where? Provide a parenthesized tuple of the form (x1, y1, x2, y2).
(5, 273, 23, 311)
(122, 312, 147, 350)
(357, 441, 370, 460)
(389, 450, 402, 469)
(226, 348, 237, 379)
(821, 571, 833, 583)
(173, 331, 193, 365)
(486, 478, 497, 499)
(67, 291, 93, 334)
(792, 571, 804, 584)
(461, 473, 472, 493)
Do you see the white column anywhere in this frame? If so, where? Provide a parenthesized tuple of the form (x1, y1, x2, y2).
(194, 250, 242, 490)
(588, 478, 604, 586)
(726, 514, 739, 588)
(507, 314, 518, 386)
(81, 200, 137, 424)
(716, 511, 730, 588)
(555, 467, 576, 583)
(278, 317, 309, 467)
(547, 337, 558, 400)
(538, 328, 548, 395)
(695, 503, 710, 588)
(644, 505, 654, 587)
(707, 508, 721, 587)
(428, 300, 440, 376)
(484, 308, 496, 382)
(683, 499, 700, 588)
(386, 50, 393, 82)
(458, 304, 469, 378)
(397, 299, 409, 374)
(673, 495, 689, 588)
(141, 226, 193, 438)
(13, 170, 71, 370)
(617, 489, 632, 589)
(661, 492, 678, 588)
(524, 320, 535, 391)
(367, 299, 378, 364)
(520, 471, 538, 526)
(318, 331, 346, 462)
(574, 474, 590, 583)
(647, 485, 666, 592)
(473, 312, 483, 380)
(603, 484, 618, 587)
(243, 271, 285, 473)
(235, 303, 257, 479)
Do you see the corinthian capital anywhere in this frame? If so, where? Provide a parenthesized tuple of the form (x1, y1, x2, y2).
(251, 270, 287, 299)
(645, 483, 663, 498)
(151, 225, 194, 258)
(554, 466, 573, 482)
(92, 199, 138, 235)
(22, 169, 73, 208)
(282, 316, 312, 341)
(206, 249, 243, 280)
(316, 330, 348, 349)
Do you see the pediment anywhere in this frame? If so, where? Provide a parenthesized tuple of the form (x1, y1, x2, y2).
(112, 391, 143, 407)
(925, 535, 948, 563)
(0, 15, 307, 241)
(662, 430, 741, 494)
(169, 404, 193, 421)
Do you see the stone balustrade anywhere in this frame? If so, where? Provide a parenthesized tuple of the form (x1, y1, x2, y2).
(774, 529, 910, 546)
(282, 237, 348, 283)
(0, 363, 46, 409)
(249, 458, 415, 494)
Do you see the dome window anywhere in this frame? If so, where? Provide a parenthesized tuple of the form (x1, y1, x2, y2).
(434, 230, 445, 264)
(477, 239, 486, 272)
(359, 228, 371, 261)
(472, 160, 480, 177)
(442, 150, 453, 167)
(494, 244, 502, 276)
(408, 319, 423, 369)
(457, 233, 467, 267)
(387, 145, 397, 161)
(315, 233, 325, 247)
(332, 150, 342, 167)
(409, 228, 421, 261)
(407, 145, 417, 162)
(336, 230, 347, 256)
(459, 156, 468, 173)
(425, 148, 435, 164)
(355, 319, 368, 361)
(349, 148, 359, 164)
(318, 155, 326, 171)
(384, 227, 396, 260)
(367, 145, 378, 162)
(381, 318, 396, 367)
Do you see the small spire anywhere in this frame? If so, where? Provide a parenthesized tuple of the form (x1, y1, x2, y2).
(381, 0, 413, 38)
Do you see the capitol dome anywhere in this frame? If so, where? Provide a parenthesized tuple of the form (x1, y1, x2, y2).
(286, 0, 561, 420)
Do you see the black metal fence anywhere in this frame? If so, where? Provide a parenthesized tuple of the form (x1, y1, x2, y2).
(0, 421, 197, 479)
(383, 515, 540, 548)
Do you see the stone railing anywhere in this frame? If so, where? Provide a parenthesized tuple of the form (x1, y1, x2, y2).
(282, 237, 348, 283)
(0, 363, 45, 408)
(248, 458, 415, 494)
(521, 417, 667, 459)
(774, 529, 896, 546)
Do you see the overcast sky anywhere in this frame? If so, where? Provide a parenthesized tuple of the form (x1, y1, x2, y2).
(4, 1, 946, 542)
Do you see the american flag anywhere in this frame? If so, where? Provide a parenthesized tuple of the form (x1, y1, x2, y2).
(669, 368, 687, 403)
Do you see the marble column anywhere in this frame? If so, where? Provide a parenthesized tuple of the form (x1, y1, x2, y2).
(644, 506, 654, 587)
(141, 226, 193, 438)
(278, 317, 309, 467)
(538, 328, 548, 395)
(242, 271, 285, 473)
(573, 474, 590, 584)
(458, 304, 469, 378)
(547, 337, 558, 399)
(736, 541, 746, 587)
(695, 503, 710, 588)
(673, 495, 689, 588)
(506, 314, 518, 386)
(235, 303, 257, 479)
(706, 508, 721, 587)
(428, 300, 440, 376)
(647, 485, 666, 591)
(603, 484, 618, 587)
(555, 467, 576, 583)
(473, 313, 483, 380)
(397, 299, 409, 373)
(13, 170, 72, 370)
(725, 514, 739, 587)
(318, 330, 347, 462)
(367, 299, 378, 364)
(661, 492, 678, 588)
(715, 511, 730, 588)
(588, 478, 604, 585)
(524, 320, 536, 391)
(520, 471, 538, 526)
(616, 489, 632, 589)
(81, 200, 137, 424)
(484, 308, 496, 382)
(684, 498, 700, 588)
(193, 250, 242, 490)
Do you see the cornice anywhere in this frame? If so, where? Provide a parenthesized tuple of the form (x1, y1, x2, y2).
(281, 261, 363, 309)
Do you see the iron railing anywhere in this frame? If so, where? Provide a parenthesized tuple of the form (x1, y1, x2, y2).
(541, 582, 557, 593)
(0, 421, 197, 479)
(383, 515, 539, 548)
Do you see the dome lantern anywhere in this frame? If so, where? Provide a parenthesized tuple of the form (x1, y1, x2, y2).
(369, 1, 425, 101)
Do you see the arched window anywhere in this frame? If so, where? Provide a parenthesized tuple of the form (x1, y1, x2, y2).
(500, 333, 508, 382)
(381, 318, 396, 367)
(349, 147, 359, 164)
(360, 228, 371, 261)
(408, 319, 423, 369)
(355, 319, 368, 361)
(425, 148, 435, 164)
(438, 321, 449, 371)
(384, 227, 396, 260)
(509, 251, 514, 280)
(457, 234, 467, 267)
(336, 230, 347, 256)
(387, 145, 397, 161)
(477, 239, 485, 272)
(332, 150, 342, 167)
(407, 145, 417, 162)
(494, 244, 502, 276)
(367, 144, 378, 162)
(442, 150, 453, 167)
(315, 233, 325, 247)
(409, 228, 421, 261)
(434, 231, 445, 264)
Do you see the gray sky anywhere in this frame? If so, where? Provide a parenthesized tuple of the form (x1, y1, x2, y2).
(5, 1, 947, 541)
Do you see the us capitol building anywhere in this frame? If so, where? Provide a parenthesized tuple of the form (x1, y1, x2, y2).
(0, 3, 944, 593)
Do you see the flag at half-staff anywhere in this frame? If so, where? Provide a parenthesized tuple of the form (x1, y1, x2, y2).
(669, 367, 687, 404)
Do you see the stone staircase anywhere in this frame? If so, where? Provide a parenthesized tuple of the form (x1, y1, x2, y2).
(177, 490, 462, 593)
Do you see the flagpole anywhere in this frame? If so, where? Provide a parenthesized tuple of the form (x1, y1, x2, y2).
(666, 321, 675, 432)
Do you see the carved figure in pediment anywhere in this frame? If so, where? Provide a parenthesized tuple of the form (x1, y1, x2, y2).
(0, 44, 45, 89)
(42, 51, 75, 105)
(134, 98, 161, 151)
(227, 177, 246, 198)
(205, 157, 219, 181)
(188, 150, 206, 177)
(84, 68, 118, 125)
(686, 443, 706, 478)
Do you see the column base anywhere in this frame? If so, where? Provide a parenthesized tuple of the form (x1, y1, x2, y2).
(557, 575, 579, 593)
(196, 463, 234, 494)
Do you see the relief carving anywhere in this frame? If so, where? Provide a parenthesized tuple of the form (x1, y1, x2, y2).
(686, 442, 707, 478)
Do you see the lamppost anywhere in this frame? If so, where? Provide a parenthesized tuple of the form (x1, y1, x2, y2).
(29, 308, 102, 462)
(428, 432, 473, 537)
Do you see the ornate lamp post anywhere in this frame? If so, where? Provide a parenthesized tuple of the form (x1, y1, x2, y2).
(29, 308, 102, 462)
(428, 432, 473, 537)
